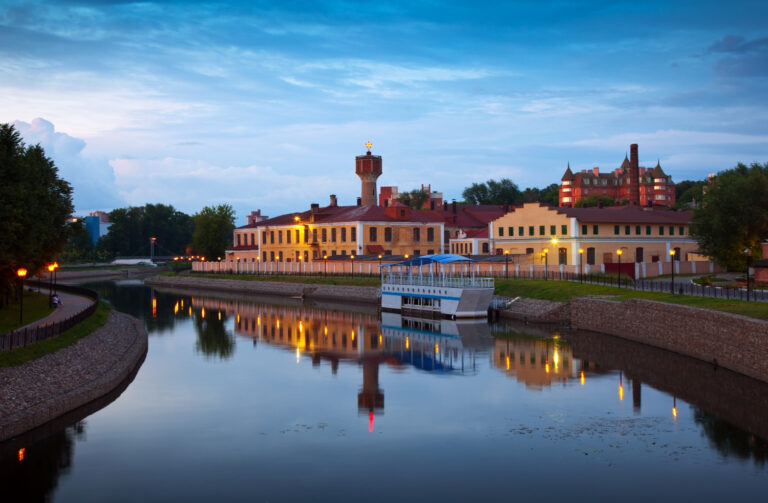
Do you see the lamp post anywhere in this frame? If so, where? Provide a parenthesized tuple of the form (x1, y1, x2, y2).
(150, 236, 157, 263)
(616, 249, 623, 288)
(53, 262, 59, 294)
(551, 237, 559, 279)
(578, 248, 584, 283)
(17, 268, 27, 324)
(351, 254, 355, 278)
(504, 250, 510, 279)
(543, 248, 549, 280)
(47, 264, 55, 299)
(744, 248, 752, 301)
(669, 249, 676, 294)
(323, 255, 328, 277)
(378, 254, 382, 280)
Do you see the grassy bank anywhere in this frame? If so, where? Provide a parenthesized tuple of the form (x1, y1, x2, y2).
(495, 279, 768, 321)
(0, 290, 54, 333)
(0, 302, 112, 367)
(166, 271, 381, 287)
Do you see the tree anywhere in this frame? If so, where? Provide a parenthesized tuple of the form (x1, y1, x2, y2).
(62, 219, 96, 262)
(0, 124, 73, 306)
(576, 195, 615, 208)
(396, 189, 430, 209)
(538, 183, 560, 206)
(462, 178, 521, 205)
(691, 162, 768, 269)
(674, 179, 708, 209)
(193, 204, 235, 259)
(98, 204, 193, 258)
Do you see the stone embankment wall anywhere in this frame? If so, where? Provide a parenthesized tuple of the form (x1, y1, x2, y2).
(570, 298, 768, 383)
(55, 266, 170, 282)
(0, 311, 148, 442)
(145, 275, 380, 304)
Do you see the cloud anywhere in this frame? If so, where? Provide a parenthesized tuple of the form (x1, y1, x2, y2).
(13, 117, 123, 212)
(708, 35, 768, 54)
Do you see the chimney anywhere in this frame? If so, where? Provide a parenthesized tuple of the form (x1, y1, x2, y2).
(443, 201, 448, 211)
(329, 194, 337, 207)
(630, 144, 640, 206)
(452, 199, 457, 214)
(592, 167, 600, 176)
(311, 203, 319, 214)
(356, 197, 362, 206)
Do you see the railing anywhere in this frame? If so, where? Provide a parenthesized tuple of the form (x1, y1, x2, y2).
(383, 273, 494, 289)
(0, 282, 99, 352)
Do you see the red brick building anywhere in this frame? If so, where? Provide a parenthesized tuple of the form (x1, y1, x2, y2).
(559, 144, 675, 207)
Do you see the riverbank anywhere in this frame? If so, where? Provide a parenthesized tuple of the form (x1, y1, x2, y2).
(0, 310, 148, 442)
(145, 274, 380, 304)
(53, 265, 171, 283)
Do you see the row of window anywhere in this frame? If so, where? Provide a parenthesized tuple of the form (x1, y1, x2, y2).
(370, 227, 435, 243)
(611, 225, 685, 236)
(499, 224, 569, 238)
(251, 249, 437, 262)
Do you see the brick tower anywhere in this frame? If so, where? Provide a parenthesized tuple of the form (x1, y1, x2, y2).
(355, 142, 382, 206)
(629, 143, 640, 206)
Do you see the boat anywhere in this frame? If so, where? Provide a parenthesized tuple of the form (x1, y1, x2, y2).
(379, 254, 494, 319)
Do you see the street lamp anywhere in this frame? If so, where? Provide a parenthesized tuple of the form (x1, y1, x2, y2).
(744, 248, 752, 301)
(504, 250, 510, 279)
(323, 254, 328, 276)
(616, 249, 623, 288)
(351, 254, 355, 278)
(47, 264, 55, 299)
(17, 268, 27, 324)
(551, 237, 560, 279)
(578, 248, 584, 283)
(53, 262, 59, 294)
(378, 254, 383, 281)
(669, 249, 676, 294)
(543, 248, 549, 280)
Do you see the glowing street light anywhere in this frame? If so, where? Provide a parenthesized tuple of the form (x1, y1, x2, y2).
(323, 254, 328, 276)
(543, 248, 549, 280)
(351, 254, 355, 278)
(578, 248, 584, 283)
(504, 250, 510, 279)
(669, 249, 676, 294)
(744, 248, 752, 301)
(616, 249, 623, 288)
(17, 268, 27, 324)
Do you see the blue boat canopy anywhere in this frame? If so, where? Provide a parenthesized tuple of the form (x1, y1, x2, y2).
(380, 254, 473, 267)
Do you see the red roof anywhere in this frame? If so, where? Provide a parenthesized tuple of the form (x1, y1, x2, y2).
(236, 204, 444, 229)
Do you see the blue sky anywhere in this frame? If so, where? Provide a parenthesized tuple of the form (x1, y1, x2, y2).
(2, 0, 767, 223)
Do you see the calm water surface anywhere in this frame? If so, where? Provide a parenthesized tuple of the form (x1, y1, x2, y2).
(1, 280, 767, 502)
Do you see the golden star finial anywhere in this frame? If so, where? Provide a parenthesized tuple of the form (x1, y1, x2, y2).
(365, 141, 372, 150)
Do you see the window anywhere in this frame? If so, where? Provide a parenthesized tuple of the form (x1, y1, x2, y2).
(558, 248, 567, 265)
(262, 232, 267, 244)
(625, 225, 630, 235)
(369, 227, 377, 242)
(669, 226, 674, 236)
(331, 250, 336, 256)
(526, 247, 534, 254)
(635, 226, 641, 235)
(413, 228, 420, 242)
(270, 251, 275, 261)
(550, 225, 556, 235)
(278, 251, 283, 261)
(593, 225, 599, 235)
(351, 227, 356, 242)
(614, 225, 620, 235)
(262, 251, 267, 262)
(679, 226, 685, 236)
(321, 229, 327, 242)
(529, 226, 534, 236)
(295, 229, 300, 243)
(539, 225, 545, 236)
(646, 225, 651, 235)
(508, 227, 514, 237)
(384, 227, 392, 242)
(561, 225, 568, 235)
(587, 247, 595, 265)
(519, 226, 525, 236)
(237, 234, 241, 246)
(499, 226, 504, 237)
(427, 228, 434, 241)
(428, 249, 435, 255)
(414, 249, 420, 256)
(581, 224, 587, 235)
(636, 247, 644, 263)
(340, 227, 346, 242)
(674, 247, 681, 260)
(251, 233, 255, 245)
(659, 226, 664, 236)
(270, 231, 275, 244)
(312, 229, 318, 243)
(287, 230, 291, 243)
(331, 228, 336, 242)
(481, 243, 489, 253)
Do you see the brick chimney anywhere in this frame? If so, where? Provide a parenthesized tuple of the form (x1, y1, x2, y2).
(329, 194, 337, 207)
(629, 144, 640, 206)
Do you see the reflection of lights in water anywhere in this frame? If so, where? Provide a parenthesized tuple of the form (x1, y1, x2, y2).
(673, 397, 677, 419)
(619, 383, 624, 401)
(258, 316, 261, 326)
(580, 370, 585, 386)
(174, 302, 179, 315)
(435, 343, 439, 354)
(152, 297, 157, 318)
(324, 326, 327, 336)
(181, 299, 184, 308)
(351, 330, 355, 340)
(218, 311, 221, 321)
(506, 356, 510, 370)
(296, 347, 300, 363)
(379, 334, 383, 346)
(553, 349, 559, 372)
(201, 307, 205, 319)
(236, 314, 240, 324)
(369, 411, 374, 433)
(276, 319, 280, 329)
(18, 448, 25, 462)
(188, 306, 192, 317)
(405, 337, 409, 349)
(545, 361, 550, 374)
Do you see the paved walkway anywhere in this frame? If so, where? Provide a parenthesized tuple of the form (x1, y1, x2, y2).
(17, 291, 94, 331)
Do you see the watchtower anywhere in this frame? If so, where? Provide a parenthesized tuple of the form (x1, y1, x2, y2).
(355, 142, 382, 206)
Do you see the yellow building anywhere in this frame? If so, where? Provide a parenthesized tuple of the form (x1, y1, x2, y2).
(228, 197, 444, 263)
(488, 203, 697, 266)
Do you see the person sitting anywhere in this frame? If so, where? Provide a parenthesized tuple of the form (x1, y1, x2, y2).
(52, 294, 61, 308)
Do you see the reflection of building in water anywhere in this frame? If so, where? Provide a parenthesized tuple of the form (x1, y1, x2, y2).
(491, 335, 602, 390)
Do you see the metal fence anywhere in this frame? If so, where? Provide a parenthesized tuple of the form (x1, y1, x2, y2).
(0, 282, 99, 352)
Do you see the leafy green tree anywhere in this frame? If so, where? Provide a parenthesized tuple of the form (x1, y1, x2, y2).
(396, 189, 431, 209)
(538, 183, 560, 206)
(576, 195, 615, 207)
(462, 178, 521, 205)
(99, 204, 193, 258)
(62, 219, 96, 262)
(193, 204, 235, 259)
(691, 162, 768, 268)
(0, 124, 73, 306)
(674, 179, 708, 209)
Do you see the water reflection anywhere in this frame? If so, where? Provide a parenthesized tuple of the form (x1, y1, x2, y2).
(193, 309, 235, 359)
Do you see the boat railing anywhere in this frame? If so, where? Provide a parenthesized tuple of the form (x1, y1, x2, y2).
(383, 273, 494, 289)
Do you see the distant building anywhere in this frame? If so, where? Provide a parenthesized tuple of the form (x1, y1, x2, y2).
(84, 211, 111, 244)
(379, 184, 443, 210)
(559, 144, 675, 207)
(489, 202, 696, 266)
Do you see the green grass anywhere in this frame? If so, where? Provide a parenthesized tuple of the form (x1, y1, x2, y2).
(165, 271, 382, 287)
(0, 301, 112, 368)
(0, 290, 54, 333)
(494, 279, 768, 320)
(59, 264, 157, 271)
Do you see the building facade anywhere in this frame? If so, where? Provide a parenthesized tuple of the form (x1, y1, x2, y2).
(488, 202, 696, 266)
(559, 144, 676, 207)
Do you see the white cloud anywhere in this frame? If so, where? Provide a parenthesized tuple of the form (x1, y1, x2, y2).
(13, 117, 123, 213)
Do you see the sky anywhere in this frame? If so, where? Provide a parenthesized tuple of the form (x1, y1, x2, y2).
(2, 0, 767, 224)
